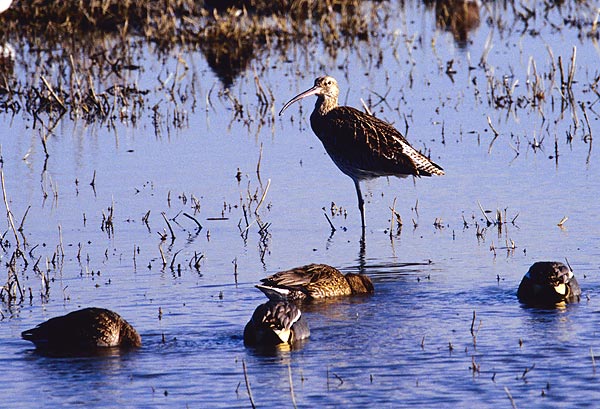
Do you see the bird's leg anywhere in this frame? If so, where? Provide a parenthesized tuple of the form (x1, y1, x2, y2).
(353, 178, 366, 229)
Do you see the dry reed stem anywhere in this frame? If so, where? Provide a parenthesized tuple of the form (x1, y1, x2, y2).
(504, 386, 518, 409)
(288, 363, 298, 409)
(242, 360, 256, 409)
(323, 211, 336, 232)
(254, 178, 270, 215)
(161, 212, 176, 241)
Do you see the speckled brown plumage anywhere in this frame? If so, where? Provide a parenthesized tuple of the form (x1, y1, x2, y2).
(243, 300, 310, 346)
(256, 263, 374, 301)
(21, 307, 141, 352)
(280, 76, 444, 228)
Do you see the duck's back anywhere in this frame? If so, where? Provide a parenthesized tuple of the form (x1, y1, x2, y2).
(21, 307, 141, 350)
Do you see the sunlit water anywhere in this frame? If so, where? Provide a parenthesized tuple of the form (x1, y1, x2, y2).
(1, 1, 600, 407)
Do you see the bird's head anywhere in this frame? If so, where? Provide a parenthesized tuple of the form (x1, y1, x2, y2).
(279, 76, 339, 116)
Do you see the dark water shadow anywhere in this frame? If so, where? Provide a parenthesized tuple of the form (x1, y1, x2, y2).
(244, 337, 310, 358)
(22, 345, 140, 359)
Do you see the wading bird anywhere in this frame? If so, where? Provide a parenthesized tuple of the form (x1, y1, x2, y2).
(256, 263, 373, 301)
(517, 261, 581, 306)
(279, 76, 444, 230)
(243, 300, 310, 347)
(21, 307, 142, 353)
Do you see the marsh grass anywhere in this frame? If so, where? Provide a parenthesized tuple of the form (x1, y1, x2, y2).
(0, 0, 382, 128)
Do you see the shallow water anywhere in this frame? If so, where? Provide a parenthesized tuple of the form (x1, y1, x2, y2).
(1, 0, 600, 407)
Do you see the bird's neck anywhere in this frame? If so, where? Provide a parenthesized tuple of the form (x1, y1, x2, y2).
(314, 96, 338, 116)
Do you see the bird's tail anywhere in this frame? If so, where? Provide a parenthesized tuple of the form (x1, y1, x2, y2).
(403, 142, 445, 176)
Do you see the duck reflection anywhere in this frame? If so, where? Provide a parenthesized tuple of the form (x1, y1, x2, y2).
(517, 261, 581, 308)
(432, 0, 481, 45)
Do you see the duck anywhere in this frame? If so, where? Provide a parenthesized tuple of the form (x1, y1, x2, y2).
(256, 263, 374, 301)
(243, 300, 310, 347)
(517, 261, 581, 306)
(21, 307, 141, 352)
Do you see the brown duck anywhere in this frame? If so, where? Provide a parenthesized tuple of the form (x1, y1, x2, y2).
(256, 263, 374, 301)
(21, 307, 141, 352)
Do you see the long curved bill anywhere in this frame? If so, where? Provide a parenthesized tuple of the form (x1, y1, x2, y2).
(279, 85, 323, 116)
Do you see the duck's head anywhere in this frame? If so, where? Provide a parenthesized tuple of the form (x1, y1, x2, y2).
(345, 273, 375, 295)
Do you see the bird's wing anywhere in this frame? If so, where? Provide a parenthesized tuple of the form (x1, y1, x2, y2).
(261, 264, 331, 287)
(262, 301, 302, 331)
(319, 107, 444, 176)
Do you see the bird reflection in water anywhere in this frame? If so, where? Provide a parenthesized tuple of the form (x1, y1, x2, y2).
(432, 0, 481, 45)
(0, 0, 14, 74)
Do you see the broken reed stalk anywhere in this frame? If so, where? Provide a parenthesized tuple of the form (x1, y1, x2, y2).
(486, 116, 500, 154)
(504, 386, 518, 409)
(1, 169, 22, 250)
(256, 143, 263, 176)
(592, 9, 600, 37)
(288, 363, 298, 409)
(40, 75, 66, 110)
(323, 211, 336, 232)
(254, 178, 270, 215)
(592, 347, 597, 375)
(242, 360, 256, 409)
(90, 170, 97, 188)
(158, 242, 167, 267)
(161, 212, 176, 240)
(39, 130, 49, 158)
(0, 170, 25, 299)
(183, 212, 203, 231)
(169, 249, 182, 271)
(477, 201, 492, 225)
(17, 205, 31, 232)
(567, 46, 576, 90)
(360, 98, 373, 115)
(580, 102, 593, 142)
(389, 197, 397, 238)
